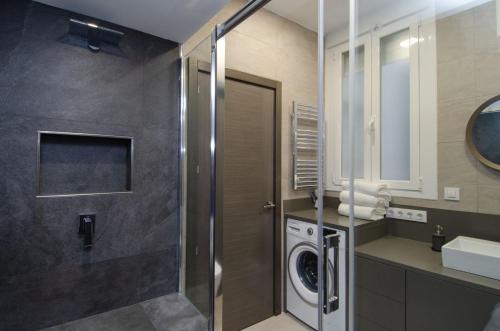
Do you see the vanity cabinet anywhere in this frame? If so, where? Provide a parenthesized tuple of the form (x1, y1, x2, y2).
(355, 256, 405, 331)
(355, 255, 500, 331)
(406, 271, 500, 331)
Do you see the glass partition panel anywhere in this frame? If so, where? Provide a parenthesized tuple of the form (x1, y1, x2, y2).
(348, 0, 500, 330)
(182, 36, 212, 328)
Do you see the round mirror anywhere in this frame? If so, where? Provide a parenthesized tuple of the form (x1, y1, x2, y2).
(466, 96, 500, 171)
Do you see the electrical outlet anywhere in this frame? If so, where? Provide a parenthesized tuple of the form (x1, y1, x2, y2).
(386, 207, 427, 223)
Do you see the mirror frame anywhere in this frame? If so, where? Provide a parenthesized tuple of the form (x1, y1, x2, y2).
(466, 94, 500, 171)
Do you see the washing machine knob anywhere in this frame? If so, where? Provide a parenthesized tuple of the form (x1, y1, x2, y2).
(307, 228, 314, 236)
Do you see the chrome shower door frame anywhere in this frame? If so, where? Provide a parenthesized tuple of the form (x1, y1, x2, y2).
(180, 1, 333, 330)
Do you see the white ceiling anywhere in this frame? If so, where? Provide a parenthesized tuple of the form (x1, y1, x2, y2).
(35, 0, 231, 42)
(34, 0, 490, 42)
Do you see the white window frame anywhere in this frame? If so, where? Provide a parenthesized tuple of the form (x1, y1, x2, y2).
(325, 34, 372, 191)
(325, 13, 438, 200)
(371, 19, 421, 191)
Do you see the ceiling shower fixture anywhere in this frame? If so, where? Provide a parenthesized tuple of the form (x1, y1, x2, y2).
(69, 18, 124, 52)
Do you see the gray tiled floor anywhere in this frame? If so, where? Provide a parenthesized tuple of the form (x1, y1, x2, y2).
(41, 293, 208, 331)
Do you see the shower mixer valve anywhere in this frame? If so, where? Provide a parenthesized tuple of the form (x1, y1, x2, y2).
(79, 214, 96, 250)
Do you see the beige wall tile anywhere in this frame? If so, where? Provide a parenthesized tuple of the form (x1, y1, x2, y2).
(477, 163, 500, 188)
(437, 97, 476, 143)
(478, 185, 500, 215)
(275, 20, 317, 63)
(233, 7, 281, 48)
(436, 8, 475, 64)
(437, 55, 476, 103)
(472, 1, 498, 52)
(473, 22, 500, 53)
(474, 51, 500, 97)
(226, 31, 280, 80)
(438, 141, 477, 186)
(393, 184, 478, 213)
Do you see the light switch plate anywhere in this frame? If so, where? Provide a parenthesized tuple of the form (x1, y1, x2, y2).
(444, 187, 460, 201)
(386, 207, 427, 223)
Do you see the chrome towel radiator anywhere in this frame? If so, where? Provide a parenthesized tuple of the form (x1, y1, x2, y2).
(292, 102, 321, 190)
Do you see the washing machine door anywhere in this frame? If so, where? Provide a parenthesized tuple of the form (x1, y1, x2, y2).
(288, 243, 334, 306)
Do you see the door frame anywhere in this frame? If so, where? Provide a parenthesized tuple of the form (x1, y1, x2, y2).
(183, 58, 283, 316)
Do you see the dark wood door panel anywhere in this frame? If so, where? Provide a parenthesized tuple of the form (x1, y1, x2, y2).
(222, 77, 276, 331)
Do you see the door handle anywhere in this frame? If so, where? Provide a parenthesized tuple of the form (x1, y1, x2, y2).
(263, 201, 276, 209)
(323, 231, 340, 314)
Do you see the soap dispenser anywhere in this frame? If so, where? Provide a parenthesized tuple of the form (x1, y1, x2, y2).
(431, 225, 446, 252)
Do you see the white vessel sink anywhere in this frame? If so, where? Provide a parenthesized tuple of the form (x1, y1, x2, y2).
(442, 236, 500, 280)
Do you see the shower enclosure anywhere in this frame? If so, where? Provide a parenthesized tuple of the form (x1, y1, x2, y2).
(182, 1, 440, 331)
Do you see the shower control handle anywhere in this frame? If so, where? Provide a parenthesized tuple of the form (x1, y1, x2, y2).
(79, 214, 96, 250)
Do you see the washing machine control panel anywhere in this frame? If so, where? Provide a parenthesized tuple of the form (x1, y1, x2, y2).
(287, 219, 318, 241)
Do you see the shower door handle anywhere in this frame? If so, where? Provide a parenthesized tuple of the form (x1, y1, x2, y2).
(323, 231, 340, 314)
(263, 201, 276, 209)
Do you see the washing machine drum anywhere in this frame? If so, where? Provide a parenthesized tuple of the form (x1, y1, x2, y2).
(288, 243, 334, 306)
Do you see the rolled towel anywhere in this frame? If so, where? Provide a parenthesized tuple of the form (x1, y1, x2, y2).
(338, 203, 385, 221)
(341, 180, 391, 201)
(340, 191, 389, 208)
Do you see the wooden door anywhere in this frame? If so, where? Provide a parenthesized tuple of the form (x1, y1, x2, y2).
(222, 76, 277, 331)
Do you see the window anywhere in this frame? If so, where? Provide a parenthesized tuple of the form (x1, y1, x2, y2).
(379, 29, 412, 181)
(325, 15, 437, 199)
(341, 46, 366, 179)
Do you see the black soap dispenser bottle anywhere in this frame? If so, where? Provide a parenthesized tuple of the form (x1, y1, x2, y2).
(431, 225, 446, 252)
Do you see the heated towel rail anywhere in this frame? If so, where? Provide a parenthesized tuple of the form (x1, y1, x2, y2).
(292, 102, 322, 190)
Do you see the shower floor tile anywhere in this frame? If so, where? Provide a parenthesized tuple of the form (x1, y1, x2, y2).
(40, 294, 208, 331)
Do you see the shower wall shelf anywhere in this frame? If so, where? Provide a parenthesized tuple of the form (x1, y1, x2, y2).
(36, 131, 134, 198)
(292, 102, 322, 190)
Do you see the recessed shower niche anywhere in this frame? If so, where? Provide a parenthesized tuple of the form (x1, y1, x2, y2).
(37, 132, 133, 197)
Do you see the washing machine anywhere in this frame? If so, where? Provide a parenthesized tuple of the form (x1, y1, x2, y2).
(286, 218, 346, 330)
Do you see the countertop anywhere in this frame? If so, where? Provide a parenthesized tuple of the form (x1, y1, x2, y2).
(356, 235, 500, 296)
(285, 207, 388, 245)
(286, 208, 500, 295)
(285, 208, 375, 230)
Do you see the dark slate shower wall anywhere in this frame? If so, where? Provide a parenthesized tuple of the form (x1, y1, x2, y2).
(0, 1, 180, 330)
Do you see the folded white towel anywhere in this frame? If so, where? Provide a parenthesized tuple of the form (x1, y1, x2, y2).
(340, 191, 389, 208)
(341, 180, 391, 201)
(338, 203, 385, 221)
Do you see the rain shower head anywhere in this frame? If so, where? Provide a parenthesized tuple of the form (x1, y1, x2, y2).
(69, 18, 124, 52)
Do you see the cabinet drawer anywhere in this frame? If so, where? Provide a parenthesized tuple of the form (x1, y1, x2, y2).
(356, 286, 405, 331)
(406, 271, 500, 331)
(356, 255, 405, 303)
(356, 315, 390, 331)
